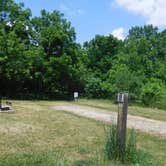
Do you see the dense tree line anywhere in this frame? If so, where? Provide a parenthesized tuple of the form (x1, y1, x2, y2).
(0, 0, 165, 107)
(0, 0, 87, 99)
(84, 25, 166, 108)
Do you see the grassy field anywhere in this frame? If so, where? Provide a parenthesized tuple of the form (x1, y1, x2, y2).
(74, 99, 166, 121)
(0, 100, 165, 165)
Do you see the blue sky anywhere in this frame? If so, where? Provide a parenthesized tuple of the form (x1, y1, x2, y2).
(14, 0, 166, 44)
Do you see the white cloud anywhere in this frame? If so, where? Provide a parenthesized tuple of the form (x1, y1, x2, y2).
(114, 0, 166, 26)
(60, 3, 85, 16)
(111, 27, 125, 40)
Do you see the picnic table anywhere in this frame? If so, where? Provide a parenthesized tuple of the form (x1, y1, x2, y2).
(0, 97, 13, 112)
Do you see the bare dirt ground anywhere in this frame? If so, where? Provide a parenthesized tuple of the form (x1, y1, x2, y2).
(54, 104, 166, 137)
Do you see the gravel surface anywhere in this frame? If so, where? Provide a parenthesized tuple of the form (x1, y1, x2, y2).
(54, 104, 166, 137)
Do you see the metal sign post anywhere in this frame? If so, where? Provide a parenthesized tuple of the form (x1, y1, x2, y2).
(117, 93, 128, 153)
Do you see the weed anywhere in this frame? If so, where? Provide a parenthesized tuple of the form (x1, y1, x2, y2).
(105, 125, 163, 165)
(0, 151, 68, 166)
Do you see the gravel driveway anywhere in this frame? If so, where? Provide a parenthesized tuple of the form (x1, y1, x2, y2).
(54, 104, 166, 137)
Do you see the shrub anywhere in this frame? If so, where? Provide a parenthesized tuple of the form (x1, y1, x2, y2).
(141, 81, 163, 106)
(125, 129, 138, 163)
(107, 64, 143, 100)
(104, 124, 161, 165)
(155, 94, 166, 110)
(105, 124, 118, 160)
(85, 76, 104, 98)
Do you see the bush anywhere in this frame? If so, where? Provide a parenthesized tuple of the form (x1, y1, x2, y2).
(155, 94, 166, 110)
(85, 76, 104, 98)
(107, 64, 143, 100)
(125, 129, 138, 163)
(141, 81, 163, 106)
(105, 125, 161, 165)
(105, 124, 118, 160)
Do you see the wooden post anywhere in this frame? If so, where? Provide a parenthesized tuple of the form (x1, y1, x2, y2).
(121, 93, 128, 152)
(116, 93, 128, 153)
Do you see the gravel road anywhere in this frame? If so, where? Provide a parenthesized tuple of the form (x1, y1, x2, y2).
(54, 104, 166, 137)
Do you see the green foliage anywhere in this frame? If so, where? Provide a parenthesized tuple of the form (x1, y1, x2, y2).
(0, 0, 87, 99)
(105, 125, 161, 165)
(105, 124, 118, 160)
(141, 80, 163, 106)
(0, 0, 166, 107)
(125, 129, 137, 163)
(85, 76, 103, 98)
(83, 24, 166, 108)
(84, 34, 121, 73)
(155, 94, 166, 110)
(128, 25, 158, 40)
(0, 151, 68, 166)
(107, 64, 143, 100)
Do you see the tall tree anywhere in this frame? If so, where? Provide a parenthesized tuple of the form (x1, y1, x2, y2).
(84, 34, 121, 74)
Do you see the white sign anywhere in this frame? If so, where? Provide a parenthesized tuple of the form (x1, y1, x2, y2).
(74, 92, 78, 98)
(117, 93, 124, 103)
(117, 93, 128, 103)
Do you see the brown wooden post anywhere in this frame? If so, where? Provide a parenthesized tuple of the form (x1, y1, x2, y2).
(116, 93, 128, 153)
(121, 93, 128, 152)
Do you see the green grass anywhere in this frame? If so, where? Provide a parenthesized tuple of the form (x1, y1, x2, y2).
(0, 100, 165, 165)
(105, 125, 161, 165)
(0, 151, 68, 166)
(74, 99, 166, 121)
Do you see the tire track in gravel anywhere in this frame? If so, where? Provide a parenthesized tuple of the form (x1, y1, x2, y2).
(54, 104, 166, 137)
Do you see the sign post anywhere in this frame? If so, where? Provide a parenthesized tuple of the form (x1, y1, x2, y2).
(117, 93, 128, 153)
(74, 92, 79, 101)
(0, 96, 2, 109)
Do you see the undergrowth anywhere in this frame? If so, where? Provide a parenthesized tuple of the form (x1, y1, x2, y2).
(0, 151, 68, 166)
(105, 124, 162, 166)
